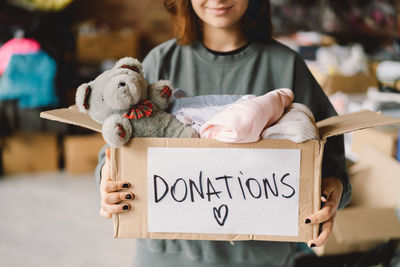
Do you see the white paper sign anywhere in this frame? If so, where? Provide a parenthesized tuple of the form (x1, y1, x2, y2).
(148, 147, 301, 236)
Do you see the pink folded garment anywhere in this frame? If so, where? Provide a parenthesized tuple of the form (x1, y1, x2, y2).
(200, 88, 294, 143)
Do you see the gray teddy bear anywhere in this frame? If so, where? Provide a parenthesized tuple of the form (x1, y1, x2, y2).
(75, 57, 198, 147)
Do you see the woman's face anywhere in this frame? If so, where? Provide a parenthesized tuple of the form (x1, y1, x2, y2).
(191, 0, 249, 30)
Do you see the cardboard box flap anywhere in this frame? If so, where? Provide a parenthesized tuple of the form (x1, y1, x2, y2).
(333, 207, 400, 243)
(40, 105, 102, 133)
(317, 110, 400, 140)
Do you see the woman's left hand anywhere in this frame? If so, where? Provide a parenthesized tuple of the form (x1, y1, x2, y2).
(305, 177, 343, 247)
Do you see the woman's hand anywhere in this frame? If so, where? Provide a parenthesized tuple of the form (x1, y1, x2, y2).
(305, 177, 343, 247)
(99, 148, 135, 218)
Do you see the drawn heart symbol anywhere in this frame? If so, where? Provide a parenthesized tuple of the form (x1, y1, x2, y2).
(213, 204, 229, 226)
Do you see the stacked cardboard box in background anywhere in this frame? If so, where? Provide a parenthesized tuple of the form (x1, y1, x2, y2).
(310, 68, 378, 96)
(71, 0, 173, 61)
(0, 132, 105, 175)
(76, 25, 140, 64)
(352, 125, 400, 159)
(1, 132, 59, 175)
(63, 134, 105, 175)
(314, 147, 400, 256)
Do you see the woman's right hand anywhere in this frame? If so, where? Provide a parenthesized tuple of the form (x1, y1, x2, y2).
(99, 148, 135, 218)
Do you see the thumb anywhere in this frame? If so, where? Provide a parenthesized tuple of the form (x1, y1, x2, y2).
(105, 148, 111, 164)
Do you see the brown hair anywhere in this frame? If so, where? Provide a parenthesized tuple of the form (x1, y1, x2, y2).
(164, 0, 273, 45)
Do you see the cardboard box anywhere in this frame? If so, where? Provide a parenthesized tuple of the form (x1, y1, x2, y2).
(349, 148, 400, 208)
(64, 134, 105, 174)
(40, 107, 400, 242)
(313, 207, 400, 256)
(351, 126, 399, 159)
(313, 148, 400, 256)
(76, 29, 139, 64)
(1, 132, 59, 175)
(310, 68, 378, 96)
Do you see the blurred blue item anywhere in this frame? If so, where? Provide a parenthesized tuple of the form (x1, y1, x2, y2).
(299, 45, 319, 61)
(397, 129, 400, 162)
(0, 51, 58, 108)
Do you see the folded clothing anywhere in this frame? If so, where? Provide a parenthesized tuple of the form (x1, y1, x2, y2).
(261, 102, 319, 143)
(200, 88, 294, 143)
(172, 95, 255, 133)
(168, 92, 252, 114)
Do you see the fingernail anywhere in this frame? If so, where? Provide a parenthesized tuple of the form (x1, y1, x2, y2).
(310, 243, 316, 248)
(122, 183, 130, 188)
(322, 194, 328, 201)
(123, 205, 130, 210)
(125, 194, 132, 199)
(305, 218, 311, 224)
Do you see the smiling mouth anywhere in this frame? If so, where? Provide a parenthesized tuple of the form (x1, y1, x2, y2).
(207, 5, 233, 15)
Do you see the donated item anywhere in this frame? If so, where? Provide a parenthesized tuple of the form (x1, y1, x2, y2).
(0, 51, 58, 108)
(1, 132, 59, 174)
(299, 45, 319, 61)
(75, 57, 198, 148)
(309, 44, 377, 95)
(168, 92, 252, 113)
(316, 44, 369, 76)
(41, 108, 400, 242)
(367, 87, 400, 104)
(0, 38, 40, 75)
(76, 24, 138, 64)
(261, 103, 319, 143)
(172, 95, 255, 133)
(200, 89, 294, 143)
(352, 125, 399, 158)
(364, 87, 400, 111)
(64, 134, 105, 174)
(376, 60, 400, 92)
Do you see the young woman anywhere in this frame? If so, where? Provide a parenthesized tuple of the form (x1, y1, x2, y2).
(96, 1, 351, 266)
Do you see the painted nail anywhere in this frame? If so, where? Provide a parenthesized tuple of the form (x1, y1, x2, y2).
(125, 194, 132, 200)
(122, 183, 130, 188)
(123, 205, 130, 210)
(310, 243, 316, 248)
(305, 218, 311, 224)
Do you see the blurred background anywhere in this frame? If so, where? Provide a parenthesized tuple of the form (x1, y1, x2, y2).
(0, 0, 400, 266)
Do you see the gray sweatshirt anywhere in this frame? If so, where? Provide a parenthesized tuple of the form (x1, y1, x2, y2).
(95, 39, 351, 267)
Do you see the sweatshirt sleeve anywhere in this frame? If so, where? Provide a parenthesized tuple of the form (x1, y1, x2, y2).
(292, 54, 351, 209)
(94, 144, 109, 191)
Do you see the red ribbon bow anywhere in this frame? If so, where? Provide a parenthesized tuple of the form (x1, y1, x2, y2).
(123, 100, 153, 120)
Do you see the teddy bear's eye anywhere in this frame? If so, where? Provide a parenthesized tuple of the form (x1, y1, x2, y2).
(118, 82, 126, 88)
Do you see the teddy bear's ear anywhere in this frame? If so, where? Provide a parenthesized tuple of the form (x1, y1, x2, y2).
(75, 83, 92, 114)
(115, 57, 143, 74)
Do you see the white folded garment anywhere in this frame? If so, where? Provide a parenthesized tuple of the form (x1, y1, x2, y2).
(261, 103, 319, 143)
